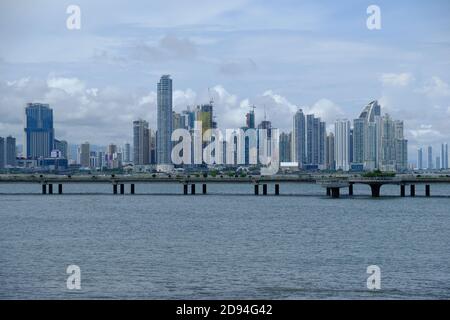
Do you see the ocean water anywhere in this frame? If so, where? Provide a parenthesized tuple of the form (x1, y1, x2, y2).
(0, 182, 449, 299)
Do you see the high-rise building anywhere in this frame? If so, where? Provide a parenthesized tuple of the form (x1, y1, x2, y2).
(305, 114, 326, 168)
(54, 139, 68, 159)
(24, 103, 54, 159)
(334, 119, 351, 171)
(292, 109, 306, 166)
(123, 143, 131, 163)
(417, 148, 423, 170)
(6, 136, 16, 167)
(79, 142, 90, 168)
(326, 132, 335, 170)
(379, 115, 408, 171)
(157, 75, 173, 167)
(133, 119, 150, 165)
(246, 109, 255, 129)
(172, 111, 186, 130)
(279, 132, 291, 163)
(353, 118, 365, 165)
(0, 137, 4, 169)
(428, 146, 433, 169)
(436, 156, 441, 170)
(357, 101, 381, 170)
(196, 104, 214, 141)
(441, 144, 446, 169)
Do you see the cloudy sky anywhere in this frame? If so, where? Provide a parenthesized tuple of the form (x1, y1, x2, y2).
(0, 0, 449, 161)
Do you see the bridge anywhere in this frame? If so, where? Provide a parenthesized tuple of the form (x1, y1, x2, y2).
(0, 174, 449, 198)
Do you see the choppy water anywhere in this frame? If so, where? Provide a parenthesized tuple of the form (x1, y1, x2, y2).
(0, 183, 449, 299)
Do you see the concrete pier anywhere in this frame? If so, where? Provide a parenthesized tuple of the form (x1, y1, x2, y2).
(113, 184, 118, 194)
(42, 184, 46, 195)
(130, 184, 135, 194)
(262, 184, 268, 195)
(370, 184, 381, 198)
(410, 185, 416, 197)
(254, 184, 259, 195)
(400, 185, 405, 197)
(425, 185, 430, 197)
(183, 184, 188, 195)
(275, 184, 280, 195)
(48, 184, 53, 194)
(348, 183, 354, 196)
(191, 184, 196, 195)
(331, 188, 340, 198)
(120, 184, 125, 194)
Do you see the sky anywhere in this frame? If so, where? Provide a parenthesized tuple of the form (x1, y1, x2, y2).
(0, 0, 449, 162)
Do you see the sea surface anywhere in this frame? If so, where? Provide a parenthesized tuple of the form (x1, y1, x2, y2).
(0, 182, 449, 299)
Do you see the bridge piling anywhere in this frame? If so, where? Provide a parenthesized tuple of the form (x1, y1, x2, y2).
(348, 183, 354, 196)
(113, 184, 118, 194)
(331, 187, 340, 198)
(58, 184, 63, 194)
(130, 184, 135, 195)
(48, 184, 53, 194)
(254, 184, 259, 195)
(183, 184, 188, 195)
(400, 185, 405, 197)
(262, 184, 268, 195)
(202, 184, 207, 194)
(275, 184, 280, 195)
(42, 184, 47, 195)
(425, 185, 430, 197)
(370, 184, 381, 198)
(326, 188, 331, 196)
(120, 184, 125, 194)
(191, 184, 196, 195)
(410, 185, 416, 197)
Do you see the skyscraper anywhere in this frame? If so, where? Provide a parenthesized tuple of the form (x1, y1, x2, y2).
(441, 144, 446, 169)
(133, 119, 150, 165)
(428, 146, 433, 169)
(417, 148, 423, 170)
(123, 143, 131, 163)
(279, 132, 292, 163)
(157, 75, 173, 168)
(246, 109, 255, 129)
(326, 132, 335, 170)
(445, 143, 449, 169)
(54, 139, 68, 159)
(292, 109, 306, 166)
(6, 136, 16, 167)
(353, 118, 365, 165)
(79, 142, 90, 168)
(305, 114, 325, 168)
(24, 103, 54, 159)
(334, 119, 351, 171)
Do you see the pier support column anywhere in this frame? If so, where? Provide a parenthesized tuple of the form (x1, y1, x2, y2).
(331, 187, 340, 198)
(48, 184, 53, 194)
(410, 185, 416, 197)
(58, 184, 63, 194)
(425, 185, 430, 197)
(275, 184, 280, 195)
(183, 184, 188, 195)
(400, 185, 405, 197)
(262, 184, 268, 195)
(254, 184, 259, 195)
(348, 183, 354, 196)
(120, 184, 125, 194)
(113, 184, 118, 194)
(202, 184, 207, 194)
(42, 184, 47, 195)
(370, 184, 381, 198)
(130, 184, 135, 195)
(191, 184, 196, 195)
(326, 188, 331, 196)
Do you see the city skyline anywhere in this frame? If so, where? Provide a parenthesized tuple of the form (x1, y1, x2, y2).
(0, 0, 449, 164)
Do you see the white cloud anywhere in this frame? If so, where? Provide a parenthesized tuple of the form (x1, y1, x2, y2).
(419, 76, 450, 98)
(47, 77, 86, 96)
(380, 73, 414, 87)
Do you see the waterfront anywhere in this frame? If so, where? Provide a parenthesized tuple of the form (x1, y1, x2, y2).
(0, 183, 449, 299)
